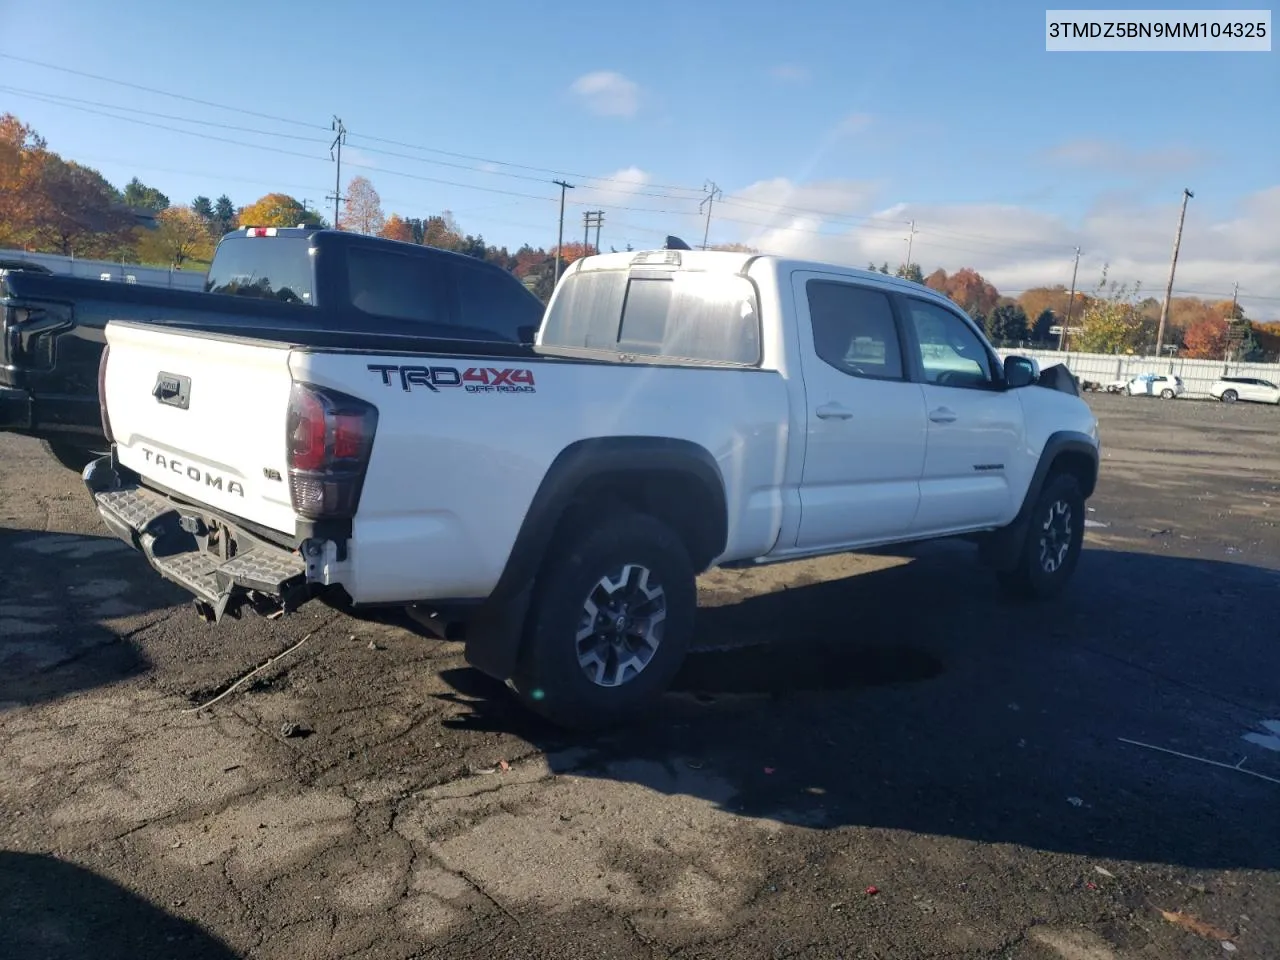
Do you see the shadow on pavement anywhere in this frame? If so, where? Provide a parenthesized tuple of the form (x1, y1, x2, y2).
(0, 850, 240, 959)
(0, 528, 187, 707)
(439, 546, 1280, 872)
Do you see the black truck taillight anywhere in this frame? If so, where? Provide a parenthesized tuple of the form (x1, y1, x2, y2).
(285, 382, 378, 520)
(98, 343, 114, 443)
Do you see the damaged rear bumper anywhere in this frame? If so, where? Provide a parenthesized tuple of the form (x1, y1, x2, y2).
(83, 454, 311, 622)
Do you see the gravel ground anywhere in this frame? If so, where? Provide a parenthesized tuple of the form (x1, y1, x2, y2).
(2, 391, 1279, 960)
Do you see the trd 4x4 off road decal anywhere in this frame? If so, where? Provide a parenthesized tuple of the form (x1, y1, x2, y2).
(367, 364, 536, 394)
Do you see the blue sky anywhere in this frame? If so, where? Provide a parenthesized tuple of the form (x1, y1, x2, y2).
(2, 0, 1277, 316)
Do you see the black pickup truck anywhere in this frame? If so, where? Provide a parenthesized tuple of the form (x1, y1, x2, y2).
(0, 227, 546, 470)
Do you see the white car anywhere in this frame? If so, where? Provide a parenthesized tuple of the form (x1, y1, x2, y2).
(1120, 373, 1185, 399)
(1209, 376, 1280, 405)
(84, 238, 1101, 728)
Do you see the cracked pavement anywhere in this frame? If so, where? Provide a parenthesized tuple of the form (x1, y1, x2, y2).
(2, 393, 1280, 959)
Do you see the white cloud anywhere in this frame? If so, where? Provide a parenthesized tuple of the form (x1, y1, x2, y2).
(710, 180, 1280, 319)
(769, 64, 812, 83)
(569, 71, 641, 118)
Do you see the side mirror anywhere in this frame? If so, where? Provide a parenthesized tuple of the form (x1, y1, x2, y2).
(1004, 355, 1039, 389)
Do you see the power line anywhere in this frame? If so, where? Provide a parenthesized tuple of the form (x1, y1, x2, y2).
(0, 52, 326, 130)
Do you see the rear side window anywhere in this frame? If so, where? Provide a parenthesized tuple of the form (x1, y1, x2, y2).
(452, 259, 545, 343)
(541, 267, 761, 365)
(346, 247, 450, 325)
(805, 280, 904, 380)
(206, 237, 315, 304)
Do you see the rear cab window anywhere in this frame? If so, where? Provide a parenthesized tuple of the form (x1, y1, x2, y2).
(541, 265, 761, 365)
(205, 236, 316, 305)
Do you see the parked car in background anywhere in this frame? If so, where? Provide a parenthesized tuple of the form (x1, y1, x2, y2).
(1120, 373, 1185, 399)
(1209, 376, 1280, 405)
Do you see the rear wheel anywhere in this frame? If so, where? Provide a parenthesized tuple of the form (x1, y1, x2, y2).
(509, 510, 697, 730)
(40, 439, 103, 473)
(1161, 388, 1175, 400)
(1222, 389, 1238, 403)
(997, 472, 1085, 602)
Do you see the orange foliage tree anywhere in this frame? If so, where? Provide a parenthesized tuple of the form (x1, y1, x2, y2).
(238, 193, 324, 228)
(338, 176, 384, 235)
(1181, 317, 1228, 358)
(379, 213, 413, 243)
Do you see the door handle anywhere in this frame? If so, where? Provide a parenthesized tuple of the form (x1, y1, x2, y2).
(815, 403, 853, 420)
(928, 407, 957, 423)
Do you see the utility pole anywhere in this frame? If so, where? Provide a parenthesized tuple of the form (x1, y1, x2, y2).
(1154, 187, 1194, 358)
(699, 181, 722, 250)
(326, 116, 347, 229)
(1225, 281, 1241, 362)
(553, 179, 574, 286)
(905, 219, 917, 269)
(1060, 246, 1081, 351)
(1230, 280, 1239, 319)
(582, 210, 604, 254)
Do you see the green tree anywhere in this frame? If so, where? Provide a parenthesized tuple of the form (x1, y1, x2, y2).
(984, 303, 1029, 344)
(213, 195, 237, 235)
(1032, 308, 1056, 342)
(122, 176, 169, 212)
(192, 196, 214, 222)
(894, 262, 925, 284)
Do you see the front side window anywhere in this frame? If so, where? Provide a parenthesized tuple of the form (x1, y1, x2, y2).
(805, 280, 904, 380)
(903, 298, 994, 388)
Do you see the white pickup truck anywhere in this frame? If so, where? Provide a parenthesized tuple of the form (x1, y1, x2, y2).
(85, 240, 1100, 728)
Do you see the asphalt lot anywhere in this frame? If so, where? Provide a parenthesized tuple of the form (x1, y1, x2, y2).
(2, 391, 1279, 960)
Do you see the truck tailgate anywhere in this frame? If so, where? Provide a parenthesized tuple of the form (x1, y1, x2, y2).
(102, 322, 298, 534)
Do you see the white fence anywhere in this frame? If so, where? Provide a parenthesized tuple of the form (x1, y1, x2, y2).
(0, 248, 207, 292)
(999, 348, 1280, 400)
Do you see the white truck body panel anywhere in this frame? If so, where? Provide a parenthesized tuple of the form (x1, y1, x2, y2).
(104, 323, 299, 534)
(98, 249, 1100, 609)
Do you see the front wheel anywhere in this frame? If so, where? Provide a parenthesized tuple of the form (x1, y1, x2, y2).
(509, 510, 697, 730)
(996, 472, 1086, 602)
(1222, 390, 1238, 403)
(1161, 388, 1176, 400)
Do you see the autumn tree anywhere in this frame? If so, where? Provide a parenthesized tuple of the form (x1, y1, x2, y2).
(136, 205, 215, 268)
(122, 176, 169, 212)
(943, 268, 1000, 317)
(1072, 268, 1150, 354)
(238, 193, 324, 228)
(1181, 318, 1228, 358)
(33, 157, 134, 256)
(553, 241, 596, 264)
(710, 242, 760, 253)
(0, 113, 49, 248)
(923, 268, 947, 293)
(379, 213, 413, 243)
(423, 211, 463, 250)
(338, 176, 384, 235)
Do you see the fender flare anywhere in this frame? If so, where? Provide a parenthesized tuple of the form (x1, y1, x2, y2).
(462, 436, 728, 681)
(981, 430, 1099, 572)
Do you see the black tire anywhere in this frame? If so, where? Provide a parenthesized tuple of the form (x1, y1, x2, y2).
(1222, 389, 1238, 403)
(509, 510, 697, 730)
(40, 439, 103, 473)
(996, 472, 1086, 602)
(1161, 388, 1175, 400)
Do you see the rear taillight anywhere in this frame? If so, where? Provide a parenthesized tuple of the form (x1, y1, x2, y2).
(98, 342, 113, 443)
(285, 383, 378, 520)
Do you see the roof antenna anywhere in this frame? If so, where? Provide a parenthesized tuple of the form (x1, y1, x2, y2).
(664, 235, 692, 251)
